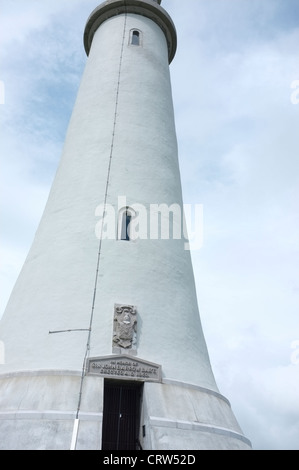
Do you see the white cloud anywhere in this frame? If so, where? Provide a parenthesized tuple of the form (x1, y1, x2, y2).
(169, 0, 299, 450)
(0, 0, 88, 46)
(227, 364, 299, 450)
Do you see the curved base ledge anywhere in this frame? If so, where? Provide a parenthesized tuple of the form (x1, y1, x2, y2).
(0, 369, 230, 406)
(0, 370, 252, 450)
(0, 410, 251, 448)
(149, 416, 252, 447)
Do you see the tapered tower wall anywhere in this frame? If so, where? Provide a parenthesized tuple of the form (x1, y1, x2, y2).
(0, 8, 216, 389)
(0, 0, 252, 450)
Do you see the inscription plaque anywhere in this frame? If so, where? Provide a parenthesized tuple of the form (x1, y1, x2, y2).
(86, 355, 162, 383)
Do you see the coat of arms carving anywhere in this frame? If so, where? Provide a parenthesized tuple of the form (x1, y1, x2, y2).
(113, 304, 137, 351)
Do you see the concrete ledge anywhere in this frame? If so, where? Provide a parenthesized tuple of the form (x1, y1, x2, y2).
(0, 369, 82, 379)
(0, 372, 231, 407)
(0, 371, 104, 416)
(162, 378, 231, 406)
(0, 410, 102, 422)
(149, 416, 252, 447)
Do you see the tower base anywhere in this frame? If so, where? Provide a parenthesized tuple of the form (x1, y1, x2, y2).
(0, 371, 251, 450)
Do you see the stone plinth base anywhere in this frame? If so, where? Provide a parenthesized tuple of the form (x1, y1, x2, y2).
(0, 371, 251, 450)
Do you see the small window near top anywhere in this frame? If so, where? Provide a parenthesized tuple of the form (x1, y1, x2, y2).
(131, 30, 141, 46)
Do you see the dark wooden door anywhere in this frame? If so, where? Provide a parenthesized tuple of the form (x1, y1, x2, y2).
(102, 381, 142, 450)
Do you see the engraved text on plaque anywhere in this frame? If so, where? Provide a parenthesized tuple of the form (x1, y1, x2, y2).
(87, 355, 162, 383)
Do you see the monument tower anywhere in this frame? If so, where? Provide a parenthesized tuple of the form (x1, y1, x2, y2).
(0, 0, 252, 450)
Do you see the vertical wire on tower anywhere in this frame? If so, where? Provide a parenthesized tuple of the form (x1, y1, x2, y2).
(71, 10, 129, 448)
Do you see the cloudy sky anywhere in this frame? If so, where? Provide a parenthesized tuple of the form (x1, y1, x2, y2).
(0, 0, 298, 450)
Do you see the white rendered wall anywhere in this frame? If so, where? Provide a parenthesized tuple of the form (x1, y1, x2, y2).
(0, 7, 252, 451)
(0, 13, 217, 391)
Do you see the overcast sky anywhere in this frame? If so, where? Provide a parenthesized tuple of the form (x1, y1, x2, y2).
(0, 0, 298, 450)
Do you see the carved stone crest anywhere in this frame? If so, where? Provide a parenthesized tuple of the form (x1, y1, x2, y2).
(113, 304, 137, 351)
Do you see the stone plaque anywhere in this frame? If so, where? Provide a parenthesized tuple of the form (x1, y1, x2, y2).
(113, 304, 137, 351)
(87, 355, 162, 383)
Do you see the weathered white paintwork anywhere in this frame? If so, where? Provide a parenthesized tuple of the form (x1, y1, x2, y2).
(0, 0, 252, 450)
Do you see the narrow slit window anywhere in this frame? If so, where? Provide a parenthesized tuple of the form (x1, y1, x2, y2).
(121, 210, 132, 241)
(131, 30, 140, 46)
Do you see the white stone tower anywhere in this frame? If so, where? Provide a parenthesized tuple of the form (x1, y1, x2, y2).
(0, 0, 251, 450)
